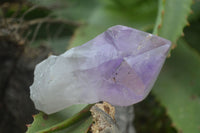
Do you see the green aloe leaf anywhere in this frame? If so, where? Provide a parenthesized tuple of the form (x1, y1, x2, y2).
(152, 1, 199, 132)
(153, 39, 200, 133)
(26, 104, 92, 133)
(153, 0, 193, 44)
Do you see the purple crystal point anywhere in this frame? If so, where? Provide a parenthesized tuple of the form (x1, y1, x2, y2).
(30, 25, 171, 114)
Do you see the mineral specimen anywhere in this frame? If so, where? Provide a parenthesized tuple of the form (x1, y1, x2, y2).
(30, 25, 171, 114)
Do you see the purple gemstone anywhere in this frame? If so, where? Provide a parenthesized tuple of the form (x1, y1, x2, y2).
(30, 25, 171, 114)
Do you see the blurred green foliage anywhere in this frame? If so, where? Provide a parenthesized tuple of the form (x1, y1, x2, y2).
(184, 0, 200, 53)
(134, 94, 177, 133)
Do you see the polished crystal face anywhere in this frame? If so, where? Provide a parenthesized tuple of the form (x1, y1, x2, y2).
(30, 25, 171, 114)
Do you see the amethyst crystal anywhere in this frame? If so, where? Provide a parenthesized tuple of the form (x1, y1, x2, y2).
(30, 25, 171, 114)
